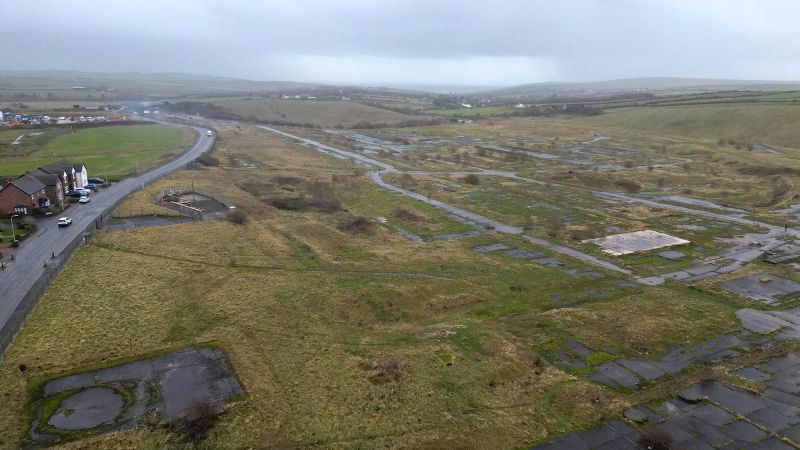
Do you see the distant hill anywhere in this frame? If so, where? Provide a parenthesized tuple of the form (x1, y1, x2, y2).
(476, 77, 800, 99)
(0, 70, 327, 99)
(0, 70, 439, 102)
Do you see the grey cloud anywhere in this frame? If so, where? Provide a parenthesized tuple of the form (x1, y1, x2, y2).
(1, 0, 799, 86)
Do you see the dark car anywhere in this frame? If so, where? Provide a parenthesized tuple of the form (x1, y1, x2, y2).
(67, 190, 84, 198)
(88, 177, 105, 184)
(83, 183, 97, 190)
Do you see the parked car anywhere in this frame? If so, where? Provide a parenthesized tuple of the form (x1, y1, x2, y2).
(88, 177, 105, 184)
(67, 190, 84, 198)
(57, 217, 72, 227)
(83, 183, 97, 190)
(79, 196, 90, 203)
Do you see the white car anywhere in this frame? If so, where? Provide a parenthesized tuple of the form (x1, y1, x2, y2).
(57, 217, 72, 227)
(207, 130, 213, 137)
(79, 196, 90, 203)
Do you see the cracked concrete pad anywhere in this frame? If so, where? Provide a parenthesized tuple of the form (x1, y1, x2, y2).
(721, 420, 767, 443)
(30, 347, 243, 445)
(48, 388, 123, 431)
(689, 404, 734, 427)
(736, 367, 772, 382)
(564, 339, 592, 357)
(618, 358, 665, 380)
(473, 243, 509, 253)
(594, 436, 640, 450)
(658, 250, 686, 260)
(535, 433, 591, 450)
(584, 230, 690, 256)
(700, 381, 766, 415)
(720, 273, 800, 304)
(737, 309, 792, 334)
(747, 407, 792, 432)
(576, 424, 619, 446)
(685, 264, 718, 276)
(503, 249, 547, 259)
(654, 420, 694, 444)
(593, 361, 640, 388)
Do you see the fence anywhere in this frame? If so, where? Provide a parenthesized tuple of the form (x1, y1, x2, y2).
(0, 125, 212, 360)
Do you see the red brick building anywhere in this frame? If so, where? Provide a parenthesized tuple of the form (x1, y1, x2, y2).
(0, 175, 49, 216)
(30, 170, 65, 206)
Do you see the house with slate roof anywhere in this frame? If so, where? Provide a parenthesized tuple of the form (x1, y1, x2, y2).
(0, 174, 49, 215)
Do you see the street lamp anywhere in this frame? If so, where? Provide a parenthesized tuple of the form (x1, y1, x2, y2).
(10, 214, 19, 243)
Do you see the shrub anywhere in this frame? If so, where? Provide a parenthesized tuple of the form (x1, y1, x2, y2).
(337, 215, 373, 233)
(546, 218, 564, 237)
(614, 179, 642, 193)
(271, 175, 305, 186)
(172, 402, 219, 442)
(266, 196, 309, 211)
(20, 216, 37, 232)
(464, 174, 480, 185)
(638, 426, 672, 450)
(227, 209, 247, 225)
(197, 154, 220, 166)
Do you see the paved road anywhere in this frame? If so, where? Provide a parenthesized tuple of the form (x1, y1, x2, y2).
(0, 124, 214, 341)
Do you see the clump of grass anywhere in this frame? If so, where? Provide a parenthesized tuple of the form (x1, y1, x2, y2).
(393, 207, 429, 223)
(368, 358, 408, 384)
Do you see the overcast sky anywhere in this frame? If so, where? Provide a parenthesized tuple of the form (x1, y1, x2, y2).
(2, 0, 799, 87)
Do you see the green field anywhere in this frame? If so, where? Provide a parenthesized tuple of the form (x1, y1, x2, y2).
(214, 99, 416, 128)
(0, 125, 194, 180)
(575, 103, 800, 149)
(422, 106, 516, 116)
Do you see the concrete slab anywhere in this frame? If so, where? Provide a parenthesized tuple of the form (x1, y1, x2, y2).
(655, 420, 694, 444)
(29, 347, 243, 445)
(689, 404, 734, 427)
(737, 309, 792, 334)
(720, 273, 800, 305)
(736, 367, 772, 383)
(592, 361, 640, 388)
(533, 434, 591, 450)
(658, 250, 686, 260)
(504, 249, 547, 260)
(751, 438, 795, 450)
(697, 381, 766, 415)
(564, 339, 593, 357)
(473, 243, 510, 253)
(618, 358, 666, 380)
(576, 424, 619, 446)
(588, 372, 619, 389)
(721, 420, 767, 443)
(686, 264, 718, 276)
(678, 438, 715, 450)
(584, 230, 690, 256)
(747, 407, 792, 432)
(48, 388, 123, 430)
(594, 436, 640, 450)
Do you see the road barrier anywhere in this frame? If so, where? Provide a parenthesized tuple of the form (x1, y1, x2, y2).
(0, 125, 212, 360)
